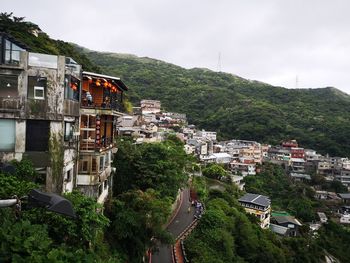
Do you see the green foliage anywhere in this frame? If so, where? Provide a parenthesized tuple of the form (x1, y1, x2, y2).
(0, 162, 116, 262)
(10, 159, 38, 182)
(317, 221, 350, 262)
(109, 137, 189, 261)
(202, 163, 228, 180)
(105, 189, 172, 262)
(113, 137, 188, 199)
(185, 176, 327, 263)
(244, 163, 317, 221)
(0, 173, 38, 199)
(49, 132, 65, 193)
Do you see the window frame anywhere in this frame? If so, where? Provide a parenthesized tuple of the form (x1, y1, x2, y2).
(34, 86, 45, 100)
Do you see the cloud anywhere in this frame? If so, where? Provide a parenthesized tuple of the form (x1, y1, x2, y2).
(3, 0, 350, 93)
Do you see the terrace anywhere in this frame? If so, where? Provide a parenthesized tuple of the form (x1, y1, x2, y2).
(81, 71, 128, 113)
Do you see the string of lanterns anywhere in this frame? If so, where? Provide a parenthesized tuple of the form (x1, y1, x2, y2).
(87, 77, 121, 93)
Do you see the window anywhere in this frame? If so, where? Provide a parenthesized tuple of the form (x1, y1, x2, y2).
(0, 119, 15, 151)
(0, 74, 18, 98)
(26, 120, 49, 151)
(64, 75, 80, 101)
(34, 86, 44, 100)
(4, 39, 24, 65)
(28, 76, 47, 100)
(65, 169, 72, 182)
(64, 122, 74, 141)
(79, 157, 89, 174)
(99, 155, 105, 171)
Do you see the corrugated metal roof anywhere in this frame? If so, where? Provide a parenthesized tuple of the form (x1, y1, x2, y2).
(238, 193, 270, 207)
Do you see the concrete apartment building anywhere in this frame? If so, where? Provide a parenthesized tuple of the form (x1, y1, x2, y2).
(0, 34, 129, 202)
(0, 33, 81, 193)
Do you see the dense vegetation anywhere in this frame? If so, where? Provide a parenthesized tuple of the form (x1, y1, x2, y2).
(244, 163, 317, 222)
(0, 136, 190, 262)
(0, 161, 113, 262)
(185, 179, 326, 263)
(242, 163, 350, 262)
(187, 172, 350, 263)
(107, 135, 189, 262)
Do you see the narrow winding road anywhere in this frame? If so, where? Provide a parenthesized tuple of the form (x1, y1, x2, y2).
(151, 188, 195, 263)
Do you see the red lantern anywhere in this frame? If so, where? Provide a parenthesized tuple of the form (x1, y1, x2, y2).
(96, 80, 101, 86)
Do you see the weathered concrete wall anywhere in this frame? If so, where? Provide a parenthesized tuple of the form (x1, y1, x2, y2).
(14, 120, 25, 159)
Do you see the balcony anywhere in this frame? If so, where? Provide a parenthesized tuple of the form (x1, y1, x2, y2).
(80, 136, 115, 151)
(82, 72, 128, 115)
(0, 97, 21, 112)
(80, 114, 116, 152)
(77, 151, 113, 186)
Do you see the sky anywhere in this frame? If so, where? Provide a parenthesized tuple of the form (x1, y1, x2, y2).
(3, 0, 350, 94)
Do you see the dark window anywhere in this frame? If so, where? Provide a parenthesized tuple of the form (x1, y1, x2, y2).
(64, 122, 74, 141)
(26, 120, 50, 151)
(65, 169, 72, 182)
(0, 74, 18, 97)
(28, 76, 46, 100)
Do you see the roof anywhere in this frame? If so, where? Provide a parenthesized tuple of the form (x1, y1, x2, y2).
(317, 212, 327, 220)
(212, 153, 231, 158)
(238, 193, 270, 207)
(82, 71, 128, 91)
(338, 193, 350, 199)
(273, 215, 302, 226)
(270, 223, 289, 235)
(0, 32, 29, 50)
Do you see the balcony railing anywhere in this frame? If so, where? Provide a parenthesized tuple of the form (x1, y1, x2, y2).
(80, 136, 115, 151)
(0, 97, 21, 111)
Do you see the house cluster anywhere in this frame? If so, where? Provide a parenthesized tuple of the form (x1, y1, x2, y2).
(116, 99, 187, 143)
(0, 33, 128, 203)
(267, 140, 350, 188)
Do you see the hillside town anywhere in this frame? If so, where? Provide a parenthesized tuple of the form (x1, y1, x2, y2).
(0, 32, 350, 262)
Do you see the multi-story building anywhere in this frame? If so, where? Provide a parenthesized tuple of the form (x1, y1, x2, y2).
(0, 33, 81, 193)
(335, 169, 350, 189)
(76, 71, 128, 203)
(140, 99, 161, 114)
(291, 147, 305, 159)
(196, 129, 217, 141)
(238, 193, 271, 229)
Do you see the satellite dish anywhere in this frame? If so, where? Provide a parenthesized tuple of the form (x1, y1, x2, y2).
(28, 189, 76, 218)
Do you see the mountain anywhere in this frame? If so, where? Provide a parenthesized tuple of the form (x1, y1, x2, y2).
(77, 48, 350, 157)
(2, 13, 350, 156)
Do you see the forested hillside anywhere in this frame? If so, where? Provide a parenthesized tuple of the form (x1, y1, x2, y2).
(79, 49, 350, 157)
(2, 12, 350, 156)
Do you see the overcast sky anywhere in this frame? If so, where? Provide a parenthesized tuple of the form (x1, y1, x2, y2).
(3, 0, 350, 94)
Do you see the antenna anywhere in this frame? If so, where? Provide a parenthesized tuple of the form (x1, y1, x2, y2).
(217, 52, 221, 72)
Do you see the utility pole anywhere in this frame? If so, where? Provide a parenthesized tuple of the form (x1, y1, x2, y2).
(217, 52, 222, 72)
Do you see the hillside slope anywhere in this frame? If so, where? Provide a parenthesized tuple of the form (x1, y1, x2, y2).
(79, 49, 350, 157)
(2, 12, 350, 156)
